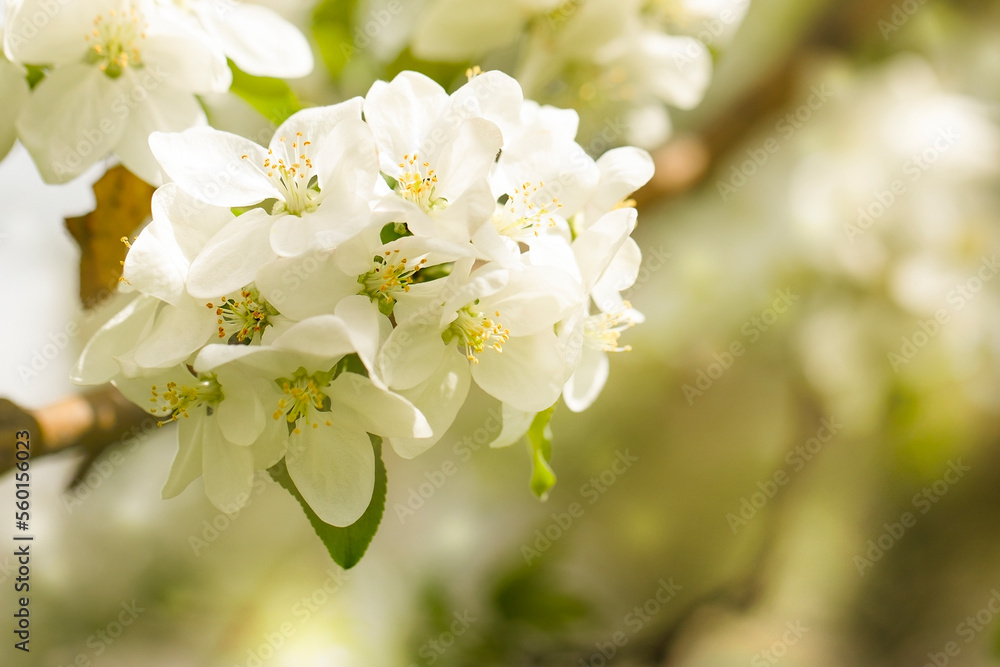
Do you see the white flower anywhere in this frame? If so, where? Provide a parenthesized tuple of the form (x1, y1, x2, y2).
(0, 55, 27, 162)
(115, 362, 281, 511)
(562, 207, 644, 412)
(149, 99, 380, 297)
(364, 70, 521, 243)
(155, 0, 313, 78)
(379, 258, 580, 413)
(195, 305, 432, 526)
(4, 0, 231, 183)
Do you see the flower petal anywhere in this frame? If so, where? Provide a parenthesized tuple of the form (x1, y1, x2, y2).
(386, 351, 471, 458)
(326, 372, 432, 439)
(472, 330, 566, 413)
(201, 418, 255, 512)
(72, 295, 159, 385)
(377, 318, 447, 390)
(196, 2, 313, 79)
(149, 127, 279, 206)
(563, 344, 610, 413)
(16, 64, 126, 183)
(215, 365, 266, 446)
(186, 208, 276, 298)
(133, 298, 214, 369)
(286, 424, 374, 527)
(162, 415, 206, 498)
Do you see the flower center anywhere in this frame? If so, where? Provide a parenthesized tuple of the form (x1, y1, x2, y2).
(584, 305, 636, 352)
(242, 132, 320, 216)
(493, 181, 562, 239)
(205, 285, 278, 344)
(149, 373, 224, 425)
(395, 153, 447, 212)
(272, 367, 336, 434)
(358, 249, 427, 315)
(84, 7, 146, 79)
(444, 304, 510, 364)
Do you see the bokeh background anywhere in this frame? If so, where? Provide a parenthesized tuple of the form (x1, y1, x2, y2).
(3, 0, 1000, 665)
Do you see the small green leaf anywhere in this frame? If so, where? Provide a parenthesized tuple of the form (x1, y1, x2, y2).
(228, 61, 301, 125)
(268, 434, 386, 569)
(25, 65, 46, 90)
(526, 407, 557, 500)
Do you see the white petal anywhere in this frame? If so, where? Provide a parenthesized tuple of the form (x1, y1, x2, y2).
(186, 208, 276, 298)
(592, 237, 643, 310)
(114, 80, 208, 185)
(201, 418, 255, 512)
(435, 118, 503, 201)
(472, 330, 566, 413)
(0, 59, 28, 160)
(142, 29, 231, 94)
(270, 314, 356, 360)
(641, 33, 712, 110)
(254, 252, 359, 321)
(286, 424, 374, 527)
(315, 118, 379, 205)
(447, 71, 524, 141)
(326, 373, 432, 439)
(377, 318, 447, 390)
(215, 365, 266, 446)
(489, 403, 535, 448)
(563, 345, 610, 413)
(196, 2, 312, 79)
(387, 352, 471, 458)
(72, 295, 158, 385)
(16, 64, 125, 183)
(272, 99, 364, 152)
(4, 0, 100, 67)
(133, 298, 214, 369)
(151, 182, 234, 262)
(334, 295, 383, 378)
(252, 403, 289, 469)
(364, 71, 449, 173)
(589, 147, 655, 218)
(573, 207, 637, 290)
(162, 416, 205, 498)
(149, 127, 279, 206)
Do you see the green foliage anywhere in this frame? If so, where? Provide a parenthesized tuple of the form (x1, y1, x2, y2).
(526, 407, 557, 500)
(227, 61, 301, 125)
(311, 0, 361, 79)
(268, 435, 386, 569)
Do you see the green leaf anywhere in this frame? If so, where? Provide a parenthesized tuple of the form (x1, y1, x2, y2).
(268, 434, 386, 569)
(227, 61, 301, 125)
(526, 407, 557, 500)
(311, 0, 361, 79)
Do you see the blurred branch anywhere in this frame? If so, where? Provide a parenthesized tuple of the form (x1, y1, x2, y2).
(634, 0, 905, 208)
(1, 386, 156, 483)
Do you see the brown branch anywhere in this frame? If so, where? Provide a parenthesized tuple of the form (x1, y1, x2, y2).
(1, 385, 156, 482)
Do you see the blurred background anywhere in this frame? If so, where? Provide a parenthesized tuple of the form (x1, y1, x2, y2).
(3, 0, 1000, 665)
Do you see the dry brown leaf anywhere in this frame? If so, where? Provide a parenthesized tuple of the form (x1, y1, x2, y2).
(65, 165, 156, 309)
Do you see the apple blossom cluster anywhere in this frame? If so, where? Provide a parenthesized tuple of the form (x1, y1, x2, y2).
(73, 69, 653, 530)
(0, 0, 312, 183)
(408, 0, 750, 148)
